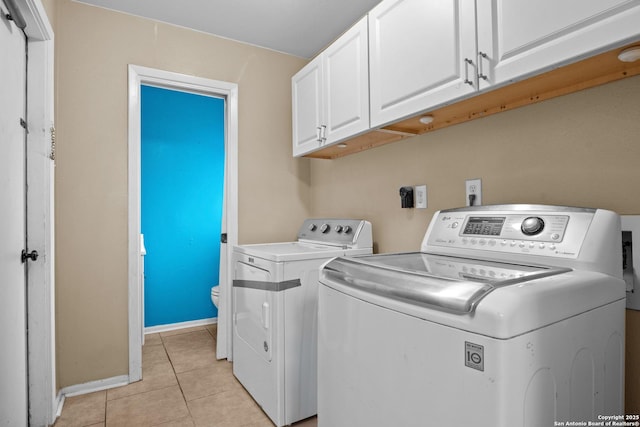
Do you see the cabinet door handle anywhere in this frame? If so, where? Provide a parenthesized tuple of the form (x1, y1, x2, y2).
(316, 126, 322, 143)
(321, 125, 327, 143)
(464, 58, 474, 86)
(478, 52, 489, 81)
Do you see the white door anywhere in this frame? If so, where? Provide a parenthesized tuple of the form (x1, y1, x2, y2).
(368, 0, 477, 128)
(476, 0, 640, 89)
(323, 16, 370, 145)
(0, 6, 29, 426)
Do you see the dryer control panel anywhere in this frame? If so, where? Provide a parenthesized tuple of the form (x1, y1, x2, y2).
(424, 205, 596, 259)
(297, 218, 372, 249)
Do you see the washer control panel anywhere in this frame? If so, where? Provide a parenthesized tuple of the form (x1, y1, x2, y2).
(425, 206, 596, 259)
(460, 215, 569, 243)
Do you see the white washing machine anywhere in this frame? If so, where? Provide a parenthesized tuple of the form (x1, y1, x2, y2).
(232, 218, 372, 427)
(318, 205, 625, 427)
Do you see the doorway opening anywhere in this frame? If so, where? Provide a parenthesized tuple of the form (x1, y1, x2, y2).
(141, 85, 225, 328)
(128, 65, 238, 381)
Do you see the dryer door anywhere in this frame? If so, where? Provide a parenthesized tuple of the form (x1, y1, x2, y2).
(234, 261, 273, 361)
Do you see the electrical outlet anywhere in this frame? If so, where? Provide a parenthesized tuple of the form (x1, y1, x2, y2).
(415, 185, 427, 209)
(465, 179, 482, 206)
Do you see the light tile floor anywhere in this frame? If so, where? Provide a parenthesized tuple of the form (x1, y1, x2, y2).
(53, 325, 318, 427)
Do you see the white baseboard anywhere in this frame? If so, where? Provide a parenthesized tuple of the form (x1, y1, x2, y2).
(60, 374, 130, 398)
(144, 317, 217, 335)
(55, 392, 65, 418)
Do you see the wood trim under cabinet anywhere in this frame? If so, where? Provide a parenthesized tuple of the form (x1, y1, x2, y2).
(304, 42, 640, 160)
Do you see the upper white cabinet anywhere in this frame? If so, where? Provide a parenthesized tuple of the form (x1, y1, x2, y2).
(292, 0, 640, 158)
(292, 17, 370, 157)
(368, 0, 640, 128)
(476, 0, 640, 90)
(368, 0, 478, 128)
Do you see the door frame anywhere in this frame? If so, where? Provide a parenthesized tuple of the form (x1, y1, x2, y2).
(11, 0, 56, 425)
(127, 65, 238, 380)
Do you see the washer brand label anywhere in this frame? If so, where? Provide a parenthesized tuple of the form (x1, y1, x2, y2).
(465, 341, 484, 371)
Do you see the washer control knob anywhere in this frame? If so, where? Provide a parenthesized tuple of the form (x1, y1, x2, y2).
(320, 224, 330, 234)
(335, 225, 343, 233)
(521, 217, 545, 236)
(343, 225, 352, 234)
(308, 224, 317, 232)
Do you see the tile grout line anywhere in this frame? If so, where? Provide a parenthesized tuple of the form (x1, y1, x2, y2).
(102, 388, 107, 426)
(162, 332, 198, 425)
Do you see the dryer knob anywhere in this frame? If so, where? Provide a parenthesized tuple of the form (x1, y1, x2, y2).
(334, 225, 343, 233)
(343, 225, 352, 234)
(521, 217, 545, 236)
(308, 224, 317, 232)
(320, 224, 330, 233)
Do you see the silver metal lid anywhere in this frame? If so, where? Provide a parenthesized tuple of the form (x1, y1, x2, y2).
(321, 253, 569, 313)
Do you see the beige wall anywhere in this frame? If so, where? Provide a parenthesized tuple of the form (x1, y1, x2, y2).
(311, 76, 640, 251)
(310, 75, 640, 410)
(52, 0, 309, 388)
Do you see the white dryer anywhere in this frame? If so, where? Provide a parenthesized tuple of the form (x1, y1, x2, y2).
(318, 205, 625, 427)
(232, 219, 372, 427)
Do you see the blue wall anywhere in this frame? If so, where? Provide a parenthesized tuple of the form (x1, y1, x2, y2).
(141, 85, 225, 327)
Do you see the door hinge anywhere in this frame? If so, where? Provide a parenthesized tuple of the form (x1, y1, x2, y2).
(4, 0, 27, 29)
(20, 118, 29, 133)
(21, 249, 39, 263)
(221, 233, 227, 244)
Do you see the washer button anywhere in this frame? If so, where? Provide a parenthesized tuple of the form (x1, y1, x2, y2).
(551, 233, 560, 240)
(451, 222, 459, 229)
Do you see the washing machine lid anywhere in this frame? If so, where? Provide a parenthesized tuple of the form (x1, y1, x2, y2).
(321, 252, 570, 314)
(234, 241, 351, 262)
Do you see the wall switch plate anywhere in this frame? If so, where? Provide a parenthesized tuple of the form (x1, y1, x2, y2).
(465, 178, 482, 206)
(622, 215, 640, 310)
(415, 185, 427, 209)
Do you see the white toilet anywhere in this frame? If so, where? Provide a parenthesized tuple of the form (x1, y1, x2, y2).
(211, 286, 220, 308)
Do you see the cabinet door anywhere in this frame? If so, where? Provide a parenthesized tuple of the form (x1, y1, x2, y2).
(292, 57, 323, 157)
(476, 0, 640, 89)
(324, 16, 370, 144)
(369, 0, 477, 128)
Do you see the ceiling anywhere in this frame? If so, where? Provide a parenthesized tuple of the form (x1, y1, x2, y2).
(73, 0, 382, 59)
